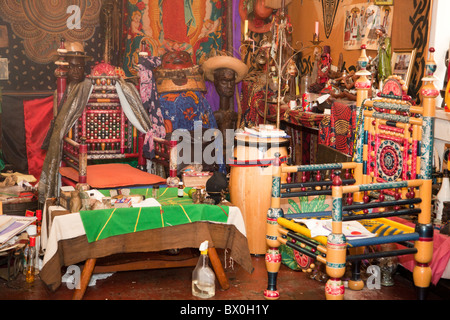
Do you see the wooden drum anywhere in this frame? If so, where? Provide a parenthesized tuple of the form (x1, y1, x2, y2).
(229, 134, 289, 255)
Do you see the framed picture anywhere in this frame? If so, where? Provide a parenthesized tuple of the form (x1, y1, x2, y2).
(391, 48, 416, 88)
(374, 0, 394, 5)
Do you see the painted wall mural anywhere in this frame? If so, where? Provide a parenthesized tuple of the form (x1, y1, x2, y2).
(122, 0, 226, 78)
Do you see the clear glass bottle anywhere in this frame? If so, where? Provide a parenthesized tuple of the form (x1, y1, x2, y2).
(192, 241, 215, 299)
(435, 169, 450, 224)
(25, 236, 36, 283)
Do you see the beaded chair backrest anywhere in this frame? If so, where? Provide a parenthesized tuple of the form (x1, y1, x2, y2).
(68, 62, 139, 161)
(351, 44, 436, 202)
(353, 76, 423, 200)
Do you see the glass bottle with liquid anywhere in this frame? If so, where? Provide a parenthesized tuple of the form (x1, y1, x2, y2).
(192, 241, 215, 298)
(178, 181, 184, 198)
(25, 236, 36, 283)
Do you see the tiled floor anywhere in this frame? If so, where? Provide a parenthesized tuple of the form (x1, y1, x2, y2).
(0, 250, 448, 301)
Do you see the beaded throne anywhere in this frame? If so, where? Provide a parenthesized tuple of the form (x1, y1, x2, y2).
(60, 61, 169, 189)
(264, 46, 437, 300)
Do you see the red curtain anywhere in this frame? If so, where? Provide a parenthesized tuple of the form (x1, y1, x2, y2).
(23, 96, 53, 181)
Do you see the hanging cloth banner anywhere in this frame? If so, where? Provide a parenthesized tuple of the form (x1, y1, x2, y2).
(322, 0, 340, 39)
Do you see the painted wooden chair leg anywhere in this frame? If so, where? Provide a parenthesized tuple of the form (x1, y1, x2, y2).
(72, 258, 97, 300)
(413, 223, 433, 300)
(348, 260, 364, 291)
(264, 247, 281, 300)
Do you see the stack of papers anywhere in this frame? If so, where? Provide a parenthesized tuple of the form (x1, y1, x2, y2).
(240, 126, 289, 138)
(0, 215, 36, 245)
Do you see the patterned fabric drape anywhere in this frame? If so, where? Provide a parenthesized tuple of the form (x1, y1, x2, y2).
(139, 55, 166, 159)
(318, 102, 356, 157)
(0, 0, 103, 92)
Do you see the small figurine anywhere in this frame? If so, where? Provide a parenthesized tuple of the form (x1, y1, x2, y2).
(79, 188, 91, 211)
(329, 70, 359, 101)
(375, 25, 392, 87)
(69, 190, 82, 213)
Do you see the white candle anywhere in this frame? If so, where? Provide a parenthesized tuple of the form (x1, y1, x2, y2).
(244, 19, 249, 39)
(315, 21, 319, 37)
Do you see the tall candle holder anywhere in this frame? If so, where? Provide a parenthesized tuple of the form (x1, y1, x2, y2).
(310, 33, 323, 47)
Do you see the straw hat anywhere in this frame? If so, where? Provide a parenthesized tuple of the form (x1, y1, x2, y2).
(202, 55, 249, 83)
(54, 41, 93, 61)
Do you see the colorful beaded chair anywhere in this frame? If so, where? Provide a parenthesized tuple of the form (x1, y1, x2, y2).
(264, 46, 438, 300)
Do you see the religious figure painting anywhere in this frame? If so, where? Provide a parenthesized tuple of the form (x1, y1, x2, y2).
(123, 0, 225, 78)
(343, 4, 393, 51)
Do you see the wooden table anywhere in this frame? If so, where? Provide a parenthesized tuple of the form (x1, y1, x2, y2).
(40, 189, 253, 299)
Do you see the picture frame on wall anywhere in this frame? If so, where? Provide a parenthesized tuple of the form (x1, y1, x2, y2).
(374, 0, 394, 5)
(391, 48, 417, 88)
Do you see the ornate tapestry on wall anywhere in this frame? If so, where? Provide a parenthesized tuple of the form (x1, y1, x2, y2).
(0, 0, 103, 92)
(407, 0, 432, 101)
(343, 4, 393, 51)
(122, 0, 226, 78)
(322, 0, 340, 39)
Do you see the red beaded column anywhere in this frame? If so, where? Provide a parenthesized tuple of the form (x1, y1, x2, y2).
(120, 110, 126, 154)
(77, 137, 89, 191)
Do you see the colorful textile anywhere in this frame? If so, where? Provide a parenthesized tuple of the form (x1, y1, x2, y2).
(284, 108, 325, 128)
(139, 55, 166, 159)
(318, 102, 357, 156)
(23, 96, 54, 180)
(122, 0, 225, 78)
(159, 91, 218, 131)
(389, 217, 450, 285)
(240, 80, 277, 128)
(2, 95, 53, 177)
(80, 187, 230, 242)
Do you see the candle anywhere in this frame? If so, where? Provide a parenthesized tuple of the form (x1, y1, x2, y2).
(315, 21, 319, 37)
(244, 19, 249, 39)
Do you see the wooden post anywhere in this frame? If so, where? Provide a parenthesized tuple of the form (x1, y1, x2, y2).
(413, 47, 438, 299)
(325, 174, 346, 300)
(354, 45, 372, 202)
